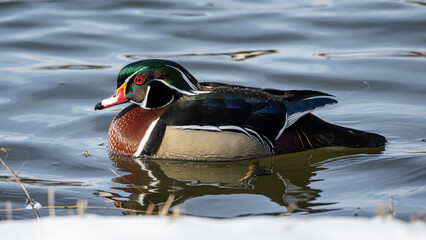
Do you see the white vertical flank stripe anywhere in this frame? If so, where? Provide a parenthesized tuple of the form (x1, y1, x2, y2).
(133, 117, 160, 157)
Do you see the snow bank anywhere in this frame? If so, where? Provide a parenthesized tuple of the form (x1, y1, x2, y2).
(0, 215, 424, 240)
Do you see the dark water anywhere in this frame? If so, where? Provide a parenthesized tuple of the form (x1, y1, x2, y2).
(0, 0, 425, 221)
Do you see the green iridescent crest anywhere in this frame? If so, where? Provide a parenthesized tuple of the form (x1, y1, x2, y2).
(117, 59, 201, 94)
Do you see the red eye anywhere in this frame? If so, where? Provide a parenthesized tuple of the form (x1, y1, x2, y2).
(134, 75, 145, 85)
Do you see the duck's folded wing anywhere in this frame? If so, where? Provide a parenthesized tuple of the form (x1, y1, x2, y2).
(201, 82, 334, 102)
(284, 96, 337, 128)
(162, 93, 336, 149)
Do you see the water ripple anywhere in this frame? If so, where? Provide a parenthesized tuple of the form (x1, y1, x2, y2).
(37, 64, 111, 70)
(404, 0, 426, 7)
(0, 97, 10, 104)
(314, 50, 426, 58)
(0, 175, 86, 187)
(125, 49, 276, 61)
(11, 113, 80, 127)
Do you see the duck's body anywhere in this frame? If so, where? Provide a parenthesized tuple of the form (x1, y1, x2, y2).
(96, 59, 386, 160)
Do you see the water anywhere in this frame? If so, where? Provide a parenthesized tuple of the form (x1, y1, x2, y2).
(0, 0, 425, 221)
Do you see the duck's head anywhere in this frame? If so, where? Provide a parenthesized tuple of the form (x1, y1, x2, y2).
(95, 59, 203, 110)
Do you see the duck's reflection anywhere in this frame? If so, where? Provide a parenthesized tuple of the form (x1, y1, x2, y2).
(101, 147, 384, 217)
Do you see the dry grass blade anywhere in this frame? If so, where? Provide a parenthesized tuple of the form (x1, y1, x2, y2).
(409, 211, 425, 222)
(406, 151, 426, 154)
(146, 203, 155, 216)
(295, 130, 306, 150)
(17, 159, 29, 175)
(0, 205, 164, 215)
(77, 199, 88, 217)
(172, 206, 183, 218)
(0, 153, 40, 220)
(376, 196, 396, 218)
(279, 202, 298, 216)
(48, 187, 55, 217)
(376, 205, 387, 218)
(301, 130, 313, 149)
(389, 195, 395, 218)
(84, 150, 95, 158)
(6, 201, 12, 221)
(159, 194, 175, 216)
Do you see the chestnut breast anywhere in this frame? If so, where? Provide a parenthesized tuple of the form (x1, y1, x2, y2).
(108, 104, 165, 155)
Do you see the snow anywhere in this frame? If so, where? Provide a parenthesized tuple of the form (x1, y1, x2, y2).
(1, 215, 425, 240)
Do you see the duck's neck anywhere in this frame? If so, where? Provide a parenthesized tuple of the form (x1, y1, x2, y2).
(108, 104, 166, 155)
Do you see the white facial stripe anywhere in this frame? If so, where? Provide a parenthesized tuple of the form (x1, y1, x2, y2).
(124, 65, 207, 96)
(163, 94, 175, 107)
(165, 64, 198, 91)
(125, 66, 148, 84)
(133, 118, 160, 157)
(141, 85, 150, 108)
(155, 80, 208, 96)
(137, 85, 176, 110)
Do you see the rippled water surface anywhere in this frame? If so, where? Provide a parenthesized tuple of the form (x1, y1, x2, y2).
(0, 0, 425, 220)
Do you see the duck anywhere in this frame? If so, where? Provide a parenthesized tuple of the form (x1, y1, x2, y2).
(95, 59, 386, 160)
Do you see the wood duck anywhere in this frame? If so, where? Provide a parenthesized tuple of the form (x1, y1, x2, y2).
(95, 59, 386, 160)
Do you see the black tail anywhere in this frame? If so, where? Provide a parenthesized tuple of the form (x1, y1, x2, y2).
(274, 114, 386, 154)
